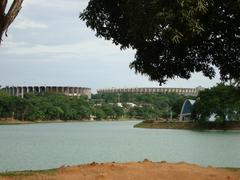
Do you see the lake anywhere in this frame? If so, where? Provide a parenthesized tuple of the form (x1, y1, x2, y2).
(0, 121, 240, 172)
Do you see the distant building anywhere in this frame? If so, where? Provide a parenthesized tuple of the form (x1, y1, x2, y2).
(117, 103, 123, 107)
(126, 102, 137, 108)
(97, 86, 204, 97)
(179, 99, 196, 122)
(1, 86, 91, 99)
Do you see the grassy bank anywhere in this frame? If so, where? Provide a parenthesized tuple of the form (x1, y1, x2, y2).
(0, 119, 88, 126)
(0, 168, 57, 177)
(0, 119, 32, 125)
(0, 118, 142, 126)
(134, 120, 240, 130)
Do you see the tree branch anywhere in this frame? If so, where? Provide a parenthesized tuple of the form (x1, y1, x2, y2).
(0, 0, 23, 44)
(0, 0, 7, 17)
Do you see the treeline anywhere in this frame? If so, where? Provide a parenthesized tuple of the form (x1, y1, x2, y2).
(0, 92, 92, 121)
(0, 91, 189, 121)
(92, 93, 191, 119)
(1, 85, 239, 122)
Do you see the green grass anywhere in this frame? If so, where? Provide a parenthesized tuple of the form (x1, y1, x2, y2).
(0, 168, 57, 177)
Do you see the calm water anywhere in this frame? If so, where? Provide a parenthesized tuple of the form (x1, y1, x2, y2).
(0, 121, 240, 172)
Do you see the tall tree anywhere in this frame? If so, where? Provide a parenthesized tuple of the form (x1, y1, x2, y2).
(192, 84, 240, 122)
(80, 0, 240, 84)
(0, 0, 23, 44)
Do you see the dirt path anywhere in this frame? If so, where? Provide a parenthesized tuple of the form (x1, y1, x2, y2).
(1, 160, 240, 180)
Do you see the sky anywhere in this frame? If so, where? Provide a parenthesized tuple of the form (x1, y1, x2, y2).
(0, 0, 221, 93)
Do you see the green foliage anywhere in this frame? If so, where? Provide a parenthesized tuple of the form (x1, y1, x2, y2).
(0, 93, 93, 121)
(192, 84, 240, 122)
(93, 92, 190, 120)
(127, 105, 160, 119)
(94, 107, 107, 120)
(0, 92, 189, 121)
(80, 0, 240, 84)
(93, 104, 124, 119)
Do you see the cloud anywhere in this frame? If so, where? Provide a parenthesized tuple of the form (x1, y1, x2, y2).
(1, 0, 220, 89)
(23, 0, 88, 11)
(13, 18, 48, 29)
(1, 39, 135, 63)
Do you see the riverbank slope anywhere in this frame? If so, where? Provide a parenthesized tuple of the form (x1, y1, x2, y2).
(134, 120, 240, 130)
(1, 161, 240, 180)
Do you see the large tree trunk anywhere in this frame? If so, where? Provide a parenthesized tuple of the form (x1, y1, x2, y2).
(0, 0, 23, 44)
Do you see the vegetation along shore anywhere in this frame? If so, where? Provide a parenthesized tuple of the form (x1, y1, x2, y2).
(0, 90, 188, 122)
(134, 121, 240, 130)
(0, 84, 239, 130)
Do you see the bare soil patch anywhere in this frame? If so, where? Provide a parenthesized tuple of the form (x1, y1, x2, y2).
(1, 161, 240, 180)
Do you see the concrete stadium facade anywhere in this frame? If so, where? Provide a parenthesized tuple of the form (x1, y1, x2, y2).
(97, 86, 204, 96)
(1, 86, 92, 99)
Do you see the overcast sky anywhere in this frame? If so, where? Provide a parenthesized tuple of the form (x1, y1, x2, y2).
(0, 0, 221, 92)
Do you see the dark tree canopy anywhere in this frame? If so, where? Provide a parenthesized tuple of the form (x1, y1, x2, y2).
(80, 0, 240, 84)
(192, 84, 240, 122)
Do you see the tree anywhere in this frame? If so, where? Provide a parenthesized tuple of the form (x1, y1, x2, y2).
(95, 108, 106, 120)
(192, 84, 240, 122)
(80, 0, 240, 84)
(0, 0, 23, 44)
(113, 105, 124, 118)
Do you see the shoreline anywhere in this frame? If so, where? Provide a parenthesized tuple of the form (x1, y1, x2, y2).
(0, 119, 142, 126)
(2, 119, 240, 131)
(1, 161, 239, 180)
(134, 120, 240, 130)
(0, 119, 240, 131)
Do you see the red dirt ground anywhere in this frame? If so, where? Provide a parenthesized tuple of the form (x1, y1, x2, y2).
(1, 160, 240, 180)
